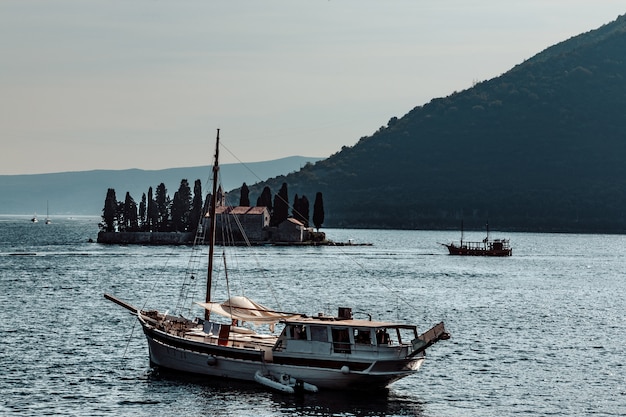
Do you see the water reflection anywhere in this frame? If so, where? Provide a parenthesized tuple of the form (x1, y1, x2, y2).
(147, 369, 425, 416)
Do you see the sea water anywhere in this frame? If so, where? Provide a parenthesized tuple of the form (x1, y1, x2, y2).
(1, 215, 625, 416)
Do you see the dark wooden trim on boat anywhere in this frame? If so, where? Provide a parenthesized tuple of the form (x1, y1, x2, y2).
(143, 326, 266, 362)
(272, 356, 373, 371)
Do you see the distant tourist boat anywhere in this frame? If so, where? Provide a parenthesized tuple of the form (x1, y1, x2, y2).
(105, 130, 450, 393)
(442, 221, 512, 256)
(30, 213, 38, 223)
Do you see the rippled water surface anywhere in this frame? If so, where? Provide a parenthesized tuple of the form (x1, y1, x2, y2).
(1, 216, 625, 416)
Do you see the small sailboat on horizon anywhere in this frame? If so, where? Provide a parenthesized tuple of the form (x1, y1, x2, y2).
(45, 201, 51, 224)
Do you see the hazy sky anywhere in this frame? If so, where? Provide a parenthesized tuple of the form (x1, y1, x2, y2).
(1, 1, 624, 175)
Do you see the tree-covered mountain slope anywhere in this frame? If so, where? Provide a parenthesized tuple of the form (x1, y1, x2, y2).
(242, 13, 626, 233)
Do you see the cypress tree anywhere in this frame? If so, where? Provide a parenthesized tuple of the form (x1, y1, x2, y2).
(272, 183, 289, 226)
(155, 183, 169, 231)
(123, 192, 138, 232)
(147, 186, 157, 232)
(171, 191, 183, 232)
(139, 193, 147, 230)
(240, 183, 250, 206)
(299, 195, 310, 227)
(256, 186, 273, 212)
(313, 192, 324, 231)
(102, 188, 117, 232)
(292, 194, 300, 221)
(115, 200, 124, 232)
(171, 179, 192, 231)
(190, 179, 203, 232)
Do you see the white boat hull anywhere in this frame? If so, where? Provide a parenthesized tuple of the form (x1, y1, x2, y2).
(142, 324, 425, 391)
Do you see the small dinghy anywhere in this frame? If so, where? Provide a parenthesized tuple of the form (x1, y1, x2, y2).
(254, 370, 318, 394)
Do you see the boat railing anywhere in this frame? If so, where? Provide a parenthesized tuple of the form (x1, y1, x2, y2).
(460, 241, 488, 249)
(457, 239, 510, 250)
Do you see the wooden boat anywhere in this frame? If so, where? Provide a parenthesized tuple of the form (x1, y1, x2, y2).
(443, 221, 512, 256)
(105, 129, 450, 392)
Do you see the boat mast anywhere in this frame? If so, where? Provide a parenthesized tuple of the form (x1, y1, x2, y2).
(205, 129, 220, 321)
(460, 219, 464, 246)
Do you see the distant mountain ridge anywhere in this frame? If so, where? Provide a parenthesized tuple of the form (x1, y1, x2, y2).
(0, 156, 321, 216)
(241, 14, 626, 233)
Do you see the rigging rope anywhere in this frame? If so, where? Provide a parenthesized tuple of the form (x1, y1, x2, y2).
(319, 241, 422, 318)
(142, 137, 420, 324)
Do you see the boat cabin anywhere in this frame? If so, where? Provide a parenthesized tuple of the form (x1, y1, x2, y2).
(490, 239, 509, 251)
(272, 309, 420, 359)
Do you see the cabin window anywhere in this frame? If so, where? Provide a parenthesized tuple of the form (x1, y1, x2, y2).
(376, 329, 391, 345)
(331, 327, 351, 354)
(354, 328, 372, 345)
(289, 325, 308, 340)
(397, 327, 418, 345)
(309, 325, 328, 342)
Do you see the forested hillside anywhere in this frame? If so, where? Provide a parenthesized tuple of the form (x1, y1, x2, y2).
(241, 14, 626, 233)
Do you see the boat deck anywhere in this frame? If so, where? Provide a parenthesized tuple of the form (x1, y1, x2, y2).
(184, 326, 278, 349)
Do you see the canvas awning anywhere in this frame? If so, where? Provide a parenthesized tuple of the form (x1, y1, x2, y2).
(196, 296, 302, 324)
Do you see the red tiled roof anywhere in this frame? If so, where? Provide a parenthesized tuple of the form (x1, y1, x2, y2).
(284, 218, 304, 226)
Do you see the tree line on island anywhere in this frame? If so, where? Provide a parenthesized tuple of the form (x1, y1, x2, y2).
(100, 179, 325, 234)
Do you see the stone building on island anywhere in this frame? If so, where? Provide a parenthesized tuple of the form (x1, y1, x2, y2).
(209, 206, 324, 244)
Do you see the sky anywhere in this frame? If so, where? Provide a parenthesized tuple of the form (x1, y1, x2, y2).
(1, 1, 624, 175)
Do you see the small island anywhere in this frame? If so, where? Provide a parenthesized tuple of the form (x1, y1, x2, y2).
(96, 178, 364, 246)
